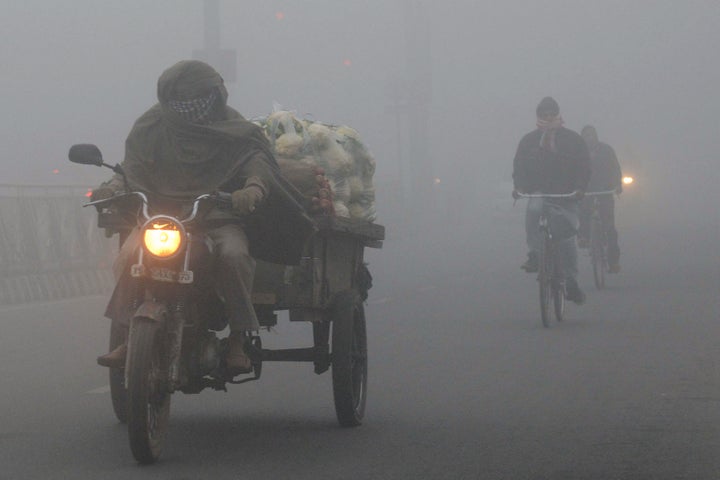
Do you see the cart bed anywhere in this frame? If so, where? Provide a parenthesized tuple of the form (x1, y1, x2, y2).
(252, 216, 384, 318)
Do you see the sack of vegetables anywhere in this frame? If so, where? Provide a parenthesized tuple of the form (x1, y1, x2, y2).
(253, 110, 376, 222)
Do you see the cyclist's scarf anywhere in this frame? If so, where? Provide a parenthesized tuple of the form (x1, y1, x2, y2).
(536, 115, 564, 152)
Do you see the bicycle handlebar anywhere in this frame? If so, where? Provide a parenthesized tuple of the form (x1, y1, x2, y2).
(584, 190, 616, 197)
(516, 190, 617, 200)
(516, 192, 578, 199)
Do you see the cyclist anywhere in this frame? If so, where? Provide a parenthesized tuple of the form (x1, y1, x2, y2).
(577, 125, 623, 273)
(512, 97, 591, 304)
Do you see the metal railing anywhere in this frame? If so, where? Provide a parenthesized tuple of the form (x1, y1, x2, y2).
(0, 185, 115, 305)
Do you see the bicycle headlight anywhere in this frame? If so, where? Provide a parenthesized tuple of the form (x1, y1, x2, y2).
(142, 216, 185, 259)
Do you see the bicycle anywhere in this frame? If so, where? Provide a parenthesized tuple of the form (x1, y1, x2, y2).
(517, 192, 578, 327)
(584, 190, 616, 290)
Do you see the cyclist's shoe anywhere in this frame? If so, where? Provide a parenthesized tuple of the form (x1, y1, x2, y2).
(577, 237, 589, 249)
(565, 277, 586, 305)
(521, 252, 538, 273)
(608, 263, 621, 274)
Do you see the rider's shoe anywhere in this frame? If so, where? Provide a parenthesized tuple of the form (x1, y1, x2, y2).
(577, 237, 589, 249)
(97, 343, 127, 368)
(521, 252, 538, 273)
(608, 263, 621, 274)
(565, 277, 586, 305)
(226, 332, 253, 376)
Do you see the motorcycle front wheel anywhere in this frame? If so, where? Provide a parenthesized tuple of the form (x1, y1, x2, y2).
(127, 318, 171, 465)
(108, 320, 128, 424)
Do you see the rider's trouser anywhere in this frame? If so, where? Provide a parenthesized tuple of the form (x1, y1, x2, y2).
(525, 197, 579, 279)
(206, 223, 259, 332)
(578, 196, 620, 265)
(106, 223, 259, 332)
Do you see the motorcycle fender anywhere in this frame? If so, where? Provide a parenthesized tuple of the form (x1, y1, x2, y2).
(132, 300, 169, 324)
(124, 300, 169, 385)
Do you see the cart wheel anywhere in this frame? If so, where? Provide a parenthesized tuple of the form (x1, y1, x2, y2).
(331, 291, 367, 427)
(109, 320, 128, 424)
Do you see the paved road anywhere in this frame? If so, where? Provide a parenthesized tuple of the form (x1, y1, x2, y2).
(1, 209, 718, 479)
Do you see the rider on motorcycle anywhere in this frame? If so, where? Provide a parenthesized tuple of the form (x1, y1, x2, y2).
(577, 125, 623, 273)
(94, 60, 311, 376)
(512, 96, 591, 304)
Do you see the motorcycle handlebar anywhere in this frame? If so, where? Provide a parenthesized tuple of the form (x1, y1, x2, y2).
(84, 191, 234, 224)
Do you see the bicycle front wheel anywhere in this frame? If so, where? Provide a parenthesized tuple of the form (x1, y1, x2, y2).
(590, 222, 606, 289)
(538, 234, 552, 328)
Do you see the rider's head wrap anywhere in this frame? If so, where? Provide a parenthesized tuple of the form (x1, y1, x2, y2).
(167, 89, 219, 125)
(157, 60, 228, 125)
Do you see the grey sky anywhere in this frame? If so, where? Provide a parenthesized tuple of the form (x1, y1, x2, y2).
(1, 0, 718, 220)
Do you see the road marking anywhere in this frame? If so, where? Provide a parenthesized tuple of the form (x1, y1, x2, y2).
(86, 385, 110, 394)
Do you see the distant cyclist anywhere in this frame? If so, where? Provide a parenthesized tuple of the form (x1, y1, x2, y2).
(577, 125, 623, 273)
(512, 97, 591, 304)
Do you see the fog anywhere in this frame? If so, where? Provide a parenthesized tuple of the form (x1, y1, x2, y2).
(2, 2, 720, 476)
(2, 0, 718, 228)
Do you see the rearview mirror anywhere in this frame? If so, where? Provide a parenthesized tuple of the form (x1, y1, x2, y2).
(68, 144, 104, 166)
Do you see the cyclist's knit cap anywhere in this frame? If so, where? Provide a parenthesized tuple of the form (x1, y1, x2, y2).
(536, 96, 560, 117)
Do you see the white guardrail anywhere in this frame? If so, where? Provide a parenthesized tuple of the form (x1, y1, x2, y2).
(0, 185, 115, 305)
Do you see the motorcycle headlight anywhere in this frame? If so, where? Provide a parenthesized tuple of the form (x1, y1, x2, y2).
(142, 216, 185, 259)
(622, 176, 634, 185)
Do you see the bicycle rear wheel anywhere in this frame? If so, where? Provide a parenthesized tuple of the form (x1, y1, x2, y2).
(538, 234, 552, 328)
(553, 280, 565, 321)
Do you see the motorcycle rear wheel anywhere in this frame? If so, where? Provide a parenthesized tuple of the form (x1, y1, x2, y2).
(127, 318, 171, 465)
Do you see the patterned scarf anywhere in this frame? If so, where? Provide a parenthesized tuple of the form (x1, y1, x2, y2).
(536, 115, 564, 152)
(168, 89, 218, 125)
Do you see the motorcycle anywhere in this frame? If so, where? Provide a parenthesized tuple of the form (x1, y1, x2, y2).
(69, 144, 384, 464)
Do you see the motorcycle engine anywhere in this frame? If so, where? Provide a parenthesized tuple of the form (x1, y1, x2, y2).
(191, 332, 221, 377)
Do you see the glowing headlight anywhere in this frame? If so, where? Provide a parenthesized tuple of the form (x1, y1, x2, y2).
(142, 217, 184, 258)
(622, 176, 634, 185)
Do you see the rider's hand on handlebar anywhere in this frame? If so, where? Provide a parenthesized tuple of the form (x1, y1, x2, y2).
(512, 189, 521, 200)
(572, 189, 585, 200)
(231, 185, 264, 214)
(90, 186, 115, 202)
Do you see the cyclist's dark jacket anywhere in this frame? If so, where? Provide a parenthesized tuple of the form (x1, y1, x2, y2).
(512, 127, 591, 194)
(587, 142, 622, 192)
